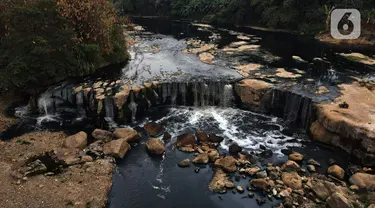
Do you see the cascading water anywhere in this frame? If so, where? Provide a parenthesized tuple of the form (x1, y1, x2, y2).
(128, 91, 138, 123)
(220, 84, 234, 107)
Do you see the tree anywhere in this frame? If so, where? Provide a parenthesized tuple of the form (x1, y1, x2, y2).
(0, 0, 128, 94)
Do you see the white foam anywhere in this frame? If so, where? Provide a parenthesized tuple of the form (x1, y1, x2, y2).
(149, 106, 306, 156)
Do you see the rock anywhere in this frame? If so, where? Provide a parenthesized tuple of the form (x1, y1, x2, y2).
(282, 172, 302, 190)
(308, 158, 321, 167)
(288, 152, 304, 162)
(234, 79, 272, 111)
(214, 156, 237, 173)
(208, 169, 231, 193)
(326, 193, 352, 208)
(259, 149, 273, 158)
(81, 155, 93, 163)
(193, 153, 209, 164)
(307, 165, 316, 172)
(279, 189, 291, 198)
(113, 128, 138, 142)
(316, 86, 330, 94)
(162, 132, 171, 142)
(176, 133, 195, 148)
(23, 159, 48, 176)
(196, 130, 210, 143)
(103, 139, 131, 159)
(208, 150, 220, 162)
(229, 143, 242, 153)
(92, 129, 113, 142)
(328, 165, 345, 180)
(241, 167, 260, 176)
(236, 186, 244, 193)
(144, 122, 165, 137)
(368, 205, 375, 208)
(248, 192, 255, 198)
(311, 180, 338, 201)
(199, 52, 215, 64)
(178, 159, 190, 168)
(63, 131, 87, 149)
(195, 168, 200, 173)
(179, 146, 195, 152)
(250, 178, 274, 191)
(349, 185, 359, 191)
(292, 56, 307, 63)
(256, 170, 268, 178)
(238, 153, 256, 164)
(225, 181, 235, 189)
(209, 133, 224, 143)
(256, 198, 266, 206)
(349, 173, 375, 190)
(281, 160, 300, 172)
(145, 138, 165, 155)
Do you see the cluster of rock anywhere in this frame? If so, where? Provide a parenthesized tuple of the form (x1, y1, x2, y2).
(18, 127, 140, 178)
(174, 134, 375, 208)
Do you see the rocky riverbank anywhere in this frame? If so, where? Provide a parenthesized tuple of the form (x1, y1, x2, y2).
(0, 130, 115, 208)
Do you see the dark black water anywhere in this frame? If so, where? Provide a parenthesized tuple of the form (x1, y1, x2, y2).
(108, 106, 351, 208)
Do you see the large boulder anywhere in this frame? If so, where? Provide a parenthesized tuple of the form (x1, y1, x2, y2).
(144, 122, 165, 137)
(326, 193, 352, 208)
(103, 139, 131, 159)
(63, 131, 87, 149)
(196, 130, 210, 143)
(328, 165, 345, 180)
(145, 138, 165, 155)
(214, 156, 237, 173)
(113, 128, 138, 142)
(311, 180, 338, 201)
(282, 172, 302, 190)
(176, 133, 195, 148)
(193, 153, 209, 164)
(92, 129, 113, 142)
(208, 169, 232, 193)
(349, 173, 375, 191)
(313, 83, 375, 166)
(234, 79, 272, 112)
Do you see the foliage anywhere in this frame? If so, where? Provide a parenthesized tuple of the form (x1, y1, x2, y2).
(0, 0, 128, 95)
(115, 0, 375, 34)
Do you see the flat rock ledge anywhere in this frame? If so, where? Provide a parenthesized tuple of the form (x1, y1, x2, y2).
(235, 79, 375, 166)
(310, 82, 375, 166)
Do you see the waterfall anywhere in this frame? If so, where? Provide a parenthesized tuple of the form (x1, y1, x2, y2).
(37, 91, 54, 116)
(193, 83, 199, 107)
(220, 84, 234, 107)
(128, 91, 138, 122)
(104, 97, 115, 119)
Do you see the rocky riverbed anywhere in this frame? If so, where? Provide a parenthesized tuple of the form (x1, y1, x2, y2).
(1, 18, 375, 208)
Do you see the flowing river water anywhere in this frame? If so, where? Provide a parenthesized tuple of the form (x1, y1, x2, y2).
(5, 17, 375, 208)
